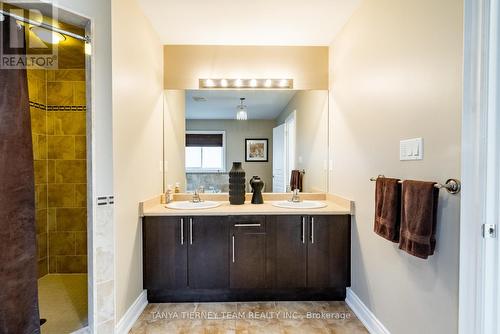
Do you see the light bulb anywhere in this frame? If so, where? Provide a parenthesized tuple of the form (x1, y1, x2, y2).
(234, 79, 243, 87)
(250, 79, 257, 87)
(265, 79, 272, 88)
(204, 79, 215, 87)
(220, 79, 228, 87)
(279, 79, 288, 88)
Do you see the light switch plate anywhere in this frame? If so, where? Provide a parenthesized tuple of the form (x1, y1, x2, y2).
(400, 138, 423, 161)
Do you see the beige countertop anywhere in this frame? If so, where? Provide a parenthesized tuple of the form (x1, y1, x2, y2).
(140, 193, 353, 217)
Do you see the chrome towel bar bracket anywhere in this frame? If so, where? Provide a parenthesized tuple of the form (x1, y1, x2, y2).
(370, 175, 461, 194)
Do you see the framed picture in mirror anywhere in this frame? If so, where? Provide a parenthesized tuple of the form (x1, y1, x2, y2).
(245, 138, 268, 162)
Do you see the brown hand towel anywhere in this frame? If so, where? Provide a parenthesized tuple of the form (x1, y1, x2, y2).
(290, 170, 303, 192)
(374, 177, 401, 242)
(399, 180, 439, 259)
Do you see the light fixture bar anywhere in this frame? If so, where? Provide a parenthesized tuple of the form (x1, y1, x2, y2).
(199, 78, 293, 89)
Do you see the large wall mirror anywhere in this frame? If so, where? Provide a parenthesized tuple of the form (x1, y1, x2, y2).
(163, 89, 329, 193)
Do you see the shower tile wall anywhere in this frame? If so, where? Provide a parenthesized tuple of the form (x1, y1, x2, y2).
(28, 68, 87, 276)
(46, 69, 87, 274)
(28, 69, 48, 278)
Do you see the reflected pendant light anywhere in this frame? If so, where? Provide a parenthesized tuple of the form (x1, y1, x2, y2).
(236, 97, 248, 120)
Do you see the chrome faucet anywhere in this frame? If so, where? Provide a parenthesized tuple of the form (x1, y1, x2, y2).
(290, 189, 301, 203)
(191, 188, 204, 203)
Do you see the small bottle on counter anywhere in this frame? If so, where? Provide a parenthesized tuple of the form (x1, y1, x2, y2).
(161, 185, 174, 204)
(175, 182, 180, 193)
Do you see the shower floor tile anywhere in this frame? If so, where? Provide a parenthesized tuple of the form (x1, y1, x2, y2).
(38, 274, 88, 334)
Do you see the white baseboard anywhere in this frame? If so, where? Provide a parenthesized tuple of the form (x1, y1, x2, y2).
(115, 290, 148, 334)
(346, 288, 390, 334)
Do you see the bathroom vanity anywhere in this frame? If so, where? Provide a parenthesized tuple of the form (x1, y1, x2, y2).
(141, 194, 352, 302)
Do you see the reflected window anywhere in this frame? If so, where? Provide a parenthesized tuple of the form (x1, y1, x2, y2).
(185, 131, 225, 172)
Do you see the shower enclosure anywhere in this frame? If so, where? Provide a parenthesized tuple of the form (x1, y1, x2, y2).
(25, 15, 89, 334)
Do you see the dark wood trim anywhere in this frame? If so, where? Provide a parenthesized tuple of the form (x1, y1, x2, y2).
(147, 288, 346, 303)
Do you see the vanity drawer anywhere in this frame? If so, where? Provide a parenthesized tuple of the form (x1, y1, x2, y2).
(229, 215, 266, 232)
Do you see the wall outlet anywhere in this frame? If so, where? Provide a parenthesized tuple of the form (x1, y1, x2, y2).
(400, 138, 423, 161)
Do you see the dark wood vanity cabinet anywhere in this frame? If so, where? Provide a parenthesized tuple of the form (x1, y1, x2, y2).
(188, 216, 229, 289)
(273, 215, 307, 288)
(307, 215, 351, 288)
(272, 215, 351, 289)
(143, 216, 188, 289)
(143, 216, 229, 290)
(229, 216, 269, 289)
(143, 214, 350, 302)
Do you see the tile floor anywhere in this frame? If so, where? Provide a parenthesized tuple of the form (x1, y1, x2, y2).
(130, 301, 368, 334)
(38, 274, 88, 334)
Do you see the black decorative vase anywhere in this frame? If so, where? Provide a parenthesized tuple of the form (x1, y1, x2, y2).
(229, 162, 245, 205)
(250, 176, 264, 204)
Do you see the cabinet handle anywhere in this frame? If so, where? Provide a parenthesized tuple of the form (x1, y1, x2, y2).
(190, 218, 193, 245)
(302, 217, 305, 244)
(232, 234, 235, 263)
(311, 217, 315, 244)
(180, 218, 184, 245)
(234, 223, 261, 227)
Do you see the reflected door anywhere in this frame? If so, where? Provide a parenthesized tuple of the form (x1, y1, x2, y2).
(273, 124, 286, 192)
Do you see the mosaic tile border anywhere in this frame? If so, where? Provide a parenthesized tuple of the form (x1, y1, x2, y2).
(30, 100, 87, 112)
(30, 101, 46, 110)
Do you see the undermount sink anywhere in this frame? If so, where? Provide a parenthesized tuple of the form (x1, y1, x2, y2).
(272, 200, 327, 209)
(166, 201, 222, 210)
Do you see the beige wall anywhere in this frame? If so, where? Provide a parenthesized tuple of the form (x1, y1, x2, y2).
(164, 45, 329, 90)
(276, 91, 329, 192)
(329, 0, 463, 333)
(186, 119, 275, 191)
(164, 90, 187, 191)
(112, 0, 164, 322)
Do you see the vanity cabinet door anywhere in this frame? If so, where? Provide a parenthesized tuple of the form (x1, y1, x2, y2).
(188, 216, 229, 289)
(230, 216, 268, 289)
(307, 215, 351, 288)
(143, 216, 188, 289)
(274, 215, 307, 288)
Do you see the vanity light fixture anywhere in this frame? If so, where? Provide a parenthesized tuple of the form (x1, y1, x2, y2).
(199, 78, 293, 89)
(236, 98, 248, 120)
(30, 26, 66, 44)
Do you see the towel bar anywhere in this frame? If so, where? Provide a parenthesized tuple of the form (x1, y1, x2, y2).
(370, 175, 461, 194)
